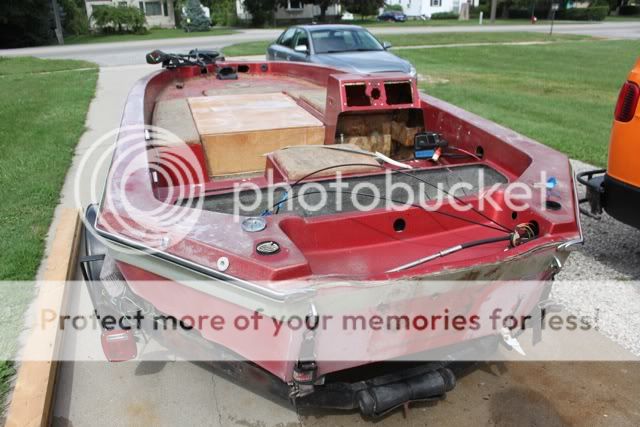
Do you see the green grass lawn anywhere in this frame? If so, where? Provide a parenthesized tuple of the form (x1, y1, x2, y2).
(0, 57, 98, 409)
(395, 39, 638, 166)
(222, 32, 590, 57)
(605, 15, 640, 21)
(65, 27, 236, 45)
(355, 18, 592, 27)
(381, 31, 590, 46)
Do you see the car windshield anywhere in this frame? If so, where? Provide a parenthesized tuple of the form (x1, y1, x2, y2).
(310, 28, 384, 54)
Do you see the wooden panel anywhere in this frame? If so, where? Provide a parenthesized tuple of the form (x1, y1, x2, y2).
(202, 126, 324, 176)
(189, 93, 325, 176)
(5, 209, 81, 427)
(272, 144, 380, 181)
(189, 93, 323, 135)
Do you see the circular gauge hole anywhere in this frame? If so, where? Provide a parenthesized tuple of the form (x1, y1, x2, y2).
(238, 64, 250, 73)
(529, 220, 540, 236)
(545, 200, 562, 211)
(475, 146, 485, 159)
(511, 211, 518, 220)
(393, 218, 406, 232)
(260, 63, 268, 72)
(371, 88, 381, 100)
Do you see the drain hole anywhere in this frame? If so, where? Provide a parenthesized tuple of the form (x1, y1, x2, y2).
(511, 211, 518, 220)
(393, 218, 406, 232)
(545, 200, 562, 211)
(238, 64, 250, 73)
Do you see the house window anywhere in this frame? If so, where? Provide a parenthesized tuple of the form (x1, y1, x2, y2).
(139, 2, 144, 12)
(430, 0, 442, 6)
(144, 1, 162, 16)
(288, 0, 303, 10)
(163, 1, 168, 16)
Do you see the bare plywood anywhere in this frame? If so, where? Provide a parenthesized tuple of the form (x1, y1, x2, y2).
(189, 93, 323, 135)
(189, 93, 325, 176)
(272, 144, 380, 181)
(5, 209, 81, 427)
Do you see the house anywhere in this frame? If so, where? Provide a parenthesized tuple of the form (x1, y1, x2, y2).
(384, 0, 479, 18)
(235, 0, 342, 23)
(84, 0, 177, 28)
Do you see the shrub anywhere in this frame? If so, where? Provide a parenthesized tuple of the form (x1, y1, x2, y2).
(182, 0, 211, 31)
(91, 5, 147, 34)
(384, 4, 404, 12)
(507, 7, 532, 19)
(556, 6, 608, 21)
(431, 11, 459, 19)
(619, 5, 640, 15)
(470, 4, 490, 18)
(507, 6, 551, 19)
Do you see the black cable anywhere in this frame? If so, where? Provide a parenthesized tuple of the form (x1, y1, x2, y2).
(273, 188, 511, 234)
(289, 162, 381, 188)
(460, 235, 511, 249)
(386, 233, 513, 272)
(276, 162, 512, 233)
(391, 168, 512, 233)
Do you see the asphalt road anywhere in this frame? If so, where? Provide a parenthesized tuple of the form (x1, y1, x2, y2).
(1, 22, 639, 66)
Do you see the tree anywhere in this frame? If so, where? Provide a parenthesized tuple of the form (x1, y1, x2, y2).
(243, 0, 277, 27)
(211, 0, 237, 26)
(343, 0, 385, 18)
(490, 0, 498, 23)
(59, 0, 89, 36)
(182, 0, 211, 32)
(0, 0, 52, 48)
(306, 0, 339, 22)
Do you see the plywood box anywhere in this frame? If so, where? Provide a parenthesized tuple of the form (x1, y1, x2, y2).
(188, 93, 325, 176)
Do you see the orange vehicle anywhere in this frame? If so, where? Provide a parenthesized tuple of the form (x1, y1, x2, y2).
(578, 58, 640, 229)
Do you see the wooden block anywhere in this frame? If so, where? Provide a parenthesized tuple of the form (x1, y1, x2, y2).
(5, 209, 81, 427)
(203, 126, 324, 176)
(188, 93, 325, 176)
(337, 114, 393, 155)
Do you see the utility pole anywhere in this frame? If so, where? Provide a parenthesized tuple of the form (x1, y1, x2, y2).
(490, 0, 498, 24)
(51, 0, 64, 45)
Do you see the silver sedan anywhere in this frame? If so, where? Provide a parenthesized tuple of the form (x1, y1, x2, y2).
(266, 24, 416, 77)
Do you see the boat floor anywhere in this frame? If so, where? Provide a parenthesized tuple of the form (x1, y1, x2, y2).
(191, 164, 508, 218)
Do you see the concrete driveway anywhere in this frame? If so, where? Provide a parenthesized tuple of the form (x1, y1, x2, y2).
(1, 22, 639, 66)
(45, 52, 640, 425)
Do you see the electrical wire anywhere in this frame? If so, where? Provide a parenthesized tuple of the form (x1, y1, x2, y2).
(273, 162, 513, 233)
(272, 188, 511, 234)
(386, 234, 513, 273)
